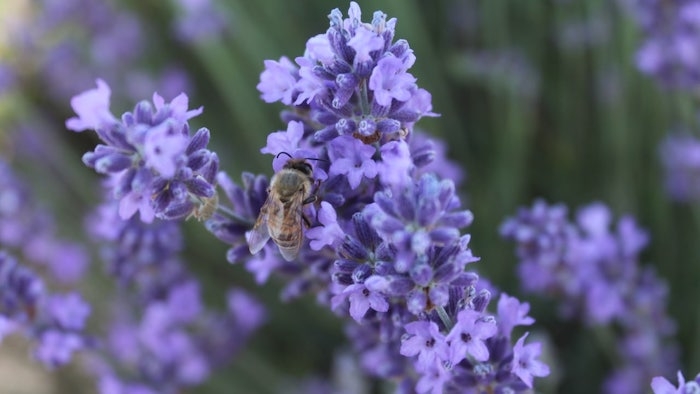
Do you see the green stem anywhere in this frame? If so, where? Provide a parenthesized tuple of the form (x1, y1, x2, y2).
(359, 78, 370, 115)
(215, 203, 254, 226)
(436, 305, 454, 331)
(590, 325, 619, 365)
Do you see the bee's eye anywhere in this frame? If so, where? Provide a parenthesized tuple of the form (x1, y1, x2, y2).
(300, 163, 313, 176)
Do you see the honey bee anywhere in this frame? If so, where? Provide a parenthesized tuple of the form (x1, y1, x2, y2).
(246, 154, 318, 261)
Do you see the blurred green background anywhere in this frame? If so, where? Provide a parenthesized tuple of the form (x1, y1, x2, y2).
(0, 0, 697, 393)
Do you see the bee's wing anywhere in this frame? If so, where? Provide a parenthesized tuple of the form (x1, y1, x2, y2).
(246, 198, 272, 255)
(271, 194, 305, 262)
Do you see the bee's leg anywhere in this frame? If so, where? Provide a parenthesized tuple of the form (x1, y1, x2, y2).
(301, 196, 316, 228)
(303, 195, 317, 205)
(302, 213, 312, 228)
(311, 178, 323, 196)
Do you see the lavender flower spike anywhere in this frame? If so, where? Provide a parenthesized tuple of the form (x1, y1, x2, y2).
(87, 196, 265, 393)
(250, 3, 551, 392)
(67, 79, 219, 221)
(0, 158, 89, 284)
(502, 199, 678, 393)
(0, 251, 92, 368)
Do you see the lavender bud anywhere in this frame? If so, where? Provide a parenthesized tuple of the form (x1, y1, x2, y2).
(409, 263, 433, 287)
(186, 128, 211, 154)
(333, 272, 354, 285)
(342, 236, 369, 260)
(386, 276, 413, 295)
(314, 126, 340, 143)
(334, 259, 360, 273)
(352, 264, 373, 283)
(472, 289, 491, 312)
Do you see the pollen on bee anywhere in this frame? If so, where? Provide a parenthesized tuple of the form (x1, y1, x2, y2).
(189, 194, 219, 221)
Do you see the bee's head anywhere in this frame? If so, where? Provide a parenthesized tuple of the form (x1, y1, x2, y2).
(284, 158, 313, 177)
(276, 152, 322, 178)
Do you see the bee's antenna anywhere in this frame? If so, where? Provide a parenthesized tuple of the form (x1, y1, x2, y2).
(276, 151, 328, 163)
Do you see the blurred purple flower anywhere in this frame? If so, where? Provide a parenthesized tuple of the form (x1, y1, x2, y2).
(659, 133, 700, 202)
(0, 63, 16, 96)
(46, 293, 91, 330)
(226, 289, 267, 332)
(87, 200, 182, 285)
(502, 199, 678, 393)
(2, 0, 193, 106)
(0, 251, 91, 368)
(34, 330, 86, 368)
(87, 197, 265, 393)
(622, 0, 700, 88)
(172, 0, 229, 43)
(0, 159, 90, 285)
(456, 49, 540, 98)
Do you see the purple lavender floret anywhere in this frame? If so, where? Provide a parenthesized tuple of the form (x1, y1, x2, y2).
(502, 199, 678, 393)
(651, 370, 700, 393)
(66, 79, 219, 222)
